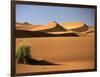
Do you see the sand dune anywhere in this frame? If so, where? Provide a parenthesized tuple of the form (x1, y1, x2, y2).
(16, 22, 42, 31)
(61, 22, 85, 29)
(16, 21, 92, 33)
(29, 21, 56, 31)
(27, 21, 66, 32)
(16, 21, 94, 37)
(61, 22, 89, 32)
(16, 30, 78, 38)
(16, 21, 67, 32)
(16, 21, 95, 74)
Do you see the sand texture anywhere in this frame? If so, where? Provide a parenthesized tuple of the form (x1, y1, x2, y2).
(16, 22, 95, 74)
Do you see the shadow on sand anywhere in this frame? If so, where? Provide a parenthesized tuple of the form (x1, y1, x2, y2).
(18, 58, 59, 66)
(16, 30, 79, 38)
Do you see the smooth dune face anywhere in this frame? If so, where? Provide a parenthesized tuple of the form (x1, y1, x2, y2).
(16, 22, 89, 33)
(61, 22, 85, 29)
(16, 24, 42, 31)
(30, 21, 57, 31)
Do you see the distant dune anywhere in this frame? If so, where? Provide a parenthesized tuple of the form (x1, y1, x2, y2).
(61, 22, 85, 29)
(16, 21, 67, 32)
(16, 21, 94, 37)
(30, 21, 67, 32)
(16, 22, 42, 31)
(61, 22, 88, 32)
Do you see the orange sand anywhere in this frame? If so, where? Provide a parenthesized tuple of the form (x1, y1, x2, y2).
(16, 36, 95, 74)
(15, 22, 95, 74)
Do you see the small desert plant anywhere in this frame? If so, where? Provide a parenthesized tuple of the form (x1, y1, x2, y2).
(16, 45, 31, 64)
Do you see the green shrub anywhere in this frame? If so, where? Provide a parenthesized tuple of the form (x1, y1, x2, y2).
(16, 45, 31, 64)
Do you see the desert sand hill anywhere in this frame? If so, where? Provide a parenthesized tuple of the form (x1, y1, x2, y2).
(16, 22, 88, 32)
(16, 22, 42, 31)
(16, 21, 93, 34)
(61, 22, 88, 32)
(16, 21, 95, 74)
(30, 21, 67, 32)
(16, 21, 80, 37)
(61, 22, 85, 29)
(16, 21, 94, 37)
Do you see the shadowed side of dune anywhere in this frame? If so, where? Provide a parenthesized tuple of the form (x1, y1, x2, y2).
(16, 30, 79, 38)
(72, 24, 89, 32)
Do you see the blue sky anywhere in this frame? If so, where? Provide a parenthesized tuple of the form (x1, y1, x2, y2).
(16, 4, 95, 26)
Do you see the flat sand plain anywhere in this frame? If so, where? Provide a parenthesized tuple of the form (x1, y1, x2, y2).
(16, 36, 95, 74)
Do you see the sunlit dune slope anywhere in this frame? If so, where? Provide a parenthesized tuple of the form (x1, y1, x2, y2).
(30, 21, 67, 32)
(61, 22, 89, 32)
(16, 22, 94, 36)
(61, 22, 85, 29)
(16, 22, 42, 31)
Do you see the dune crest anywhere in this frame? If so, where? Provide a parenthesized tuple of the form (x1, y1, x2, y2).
(30, 21, 67, 32)
(61, 22, 85, 29)
(16, 21, 94, 37)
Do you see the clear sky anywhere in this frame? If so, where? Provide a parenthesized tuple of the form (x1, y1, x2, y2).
(16, 4, 95, 26)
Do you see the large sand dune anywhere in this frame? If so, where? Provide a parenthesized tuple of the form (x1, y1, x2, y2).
(16, 21, 94, 37)
(30, 21, 67, 32)
(61, 22, 88, 32)
(16, 22, 89, 32)
(61, 22, 85, 29)
(16, 21, 95, 74)
(16, 22, 42, 31)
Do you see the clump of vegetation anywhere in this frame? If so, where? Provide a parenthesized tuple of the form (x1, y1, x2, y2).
(16, 45, 58, 65)
(16, 45, 31, 64)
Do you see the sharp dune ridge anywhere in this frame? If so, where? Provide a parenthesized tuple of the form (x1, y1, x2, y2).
(16, 21, 94, 37)
(16, 21, 67, 32)
(16, 21, 94, 32)
(30, 21, 67, 32)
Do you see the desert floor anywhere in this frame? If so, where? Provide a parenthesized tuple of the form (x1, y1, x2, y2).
(16, 36, 95, 74)
(16, 61, 94, 74)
